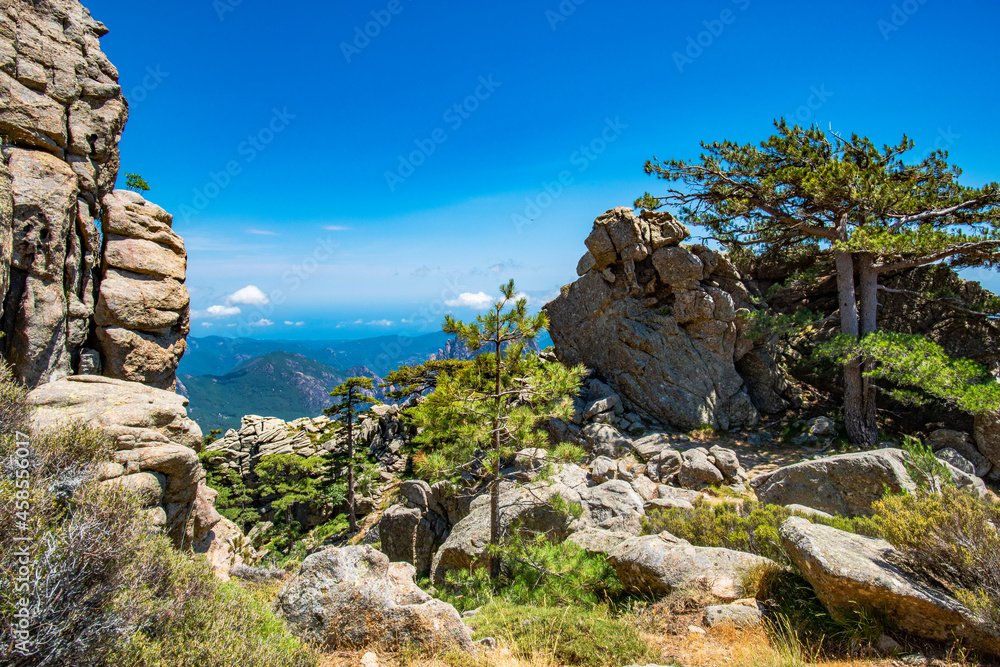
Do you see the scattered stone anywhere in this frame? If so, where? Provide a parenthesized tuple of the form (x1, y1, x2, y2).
(805, 416, 837, 437)
(704, 603, 763, 628)
(567, 527, 634, 555)
(926, 428, 992, 477)
(678, 448, 724, 488)
(935, 448, 976, 476)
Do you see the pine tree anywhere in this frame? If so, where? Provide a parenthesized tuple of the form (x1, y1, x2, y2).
(638, 120, 1000, 445)
(324, 377, 382, 532)
(411, 280, 584, 580)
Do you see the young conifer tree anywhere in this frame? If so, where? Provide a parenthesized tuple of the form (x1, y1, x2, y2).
(325, 377, 381, 532)
(411, 280, 584, 580)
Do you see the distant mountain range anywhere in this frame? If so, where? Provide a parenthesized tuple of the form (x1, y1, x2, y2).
(176, 330, 554, 433)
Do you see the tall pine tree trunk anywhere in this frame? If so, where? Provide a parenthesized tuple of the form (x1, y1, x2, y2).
(834, 249, 874, 446)
(347, 397, 357, 532)
(856, 253, 879, 445)
(489, 319, 502, 581)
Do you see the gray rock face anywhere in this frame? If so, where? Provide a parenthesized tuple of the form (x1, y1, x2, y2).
(0, 0, 133, 388)
(581, 422, 632, 458)
(780, 517, 1000, 656)
(752, 448, 984, 518)
(1, 1, 193, 393)
(379, 480, 471, 576)
(546, 206, 787, 431)
(274, 546, 473, 652)
(607, 533, 774, 601)
(567, 527, 634, 555)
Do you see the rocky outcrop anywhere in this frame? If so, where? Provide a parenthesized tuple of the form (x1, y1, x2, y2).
(274, 545, 473, 652)
(545, 207, 787, 431)
(781, 517, 1000, 656)
(1, 0, 125, 386)
(751, 448, 985, 518)
(27, 375, 243, 574)
(607, 532, 774, 601)
(0, 0, 188, 392)
(95, 190, 189, 390)
(206, 414, 332, 479)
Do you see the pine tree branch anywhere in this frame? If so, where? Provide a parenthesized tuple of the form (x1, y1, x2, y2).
(877, 285, 1000, 320)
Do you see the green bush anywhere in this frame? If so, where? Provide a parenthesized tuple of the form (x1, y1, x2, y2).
(874, 489, 1000, 629)
(111, 549, 317, 667)
(439, 535, 623, 612)
(470, 601, 659, 667)
(643, 500, 881, 565)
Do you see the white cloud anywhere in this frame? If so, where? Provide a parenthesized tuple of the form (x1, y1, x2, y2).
(208, 304, 241, 317)
(201, 322, 213, 327)
(250, 318, 274, 327)
(228, 285, 270, 305)
(284, 321, 306, 326)
(323, 225, 350, 231)
(368, 319, 393, 326)
(445, 292, 493, 309)
(190, 304, 242, 319)
(246, 228, 279, 236)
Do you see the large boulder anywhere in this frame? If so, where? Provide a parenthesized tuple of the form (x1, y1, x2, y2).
(96, 190, 189, 390)
(607, 533, 774, 601)
(974, 411, 1000, 471)
(430, 465, 643, 584)
(751, 448, 985, 518)
(274, 546, 473, 652)
(545, 207, 784, 431)
(780, 517, 1000, 656)
(28, 375, 201, 450)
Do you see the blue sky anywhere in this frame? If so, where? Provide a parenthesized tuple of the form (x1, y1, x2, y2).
(85, 0, 1000, 340)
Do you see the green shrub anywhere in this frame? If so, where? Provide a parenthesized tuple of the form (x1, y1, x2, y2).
(0, 365, 316, 667)
(642, 500, 881, 565)
(439, 535, 623, 612)
(470, 601, 659, 667)
(873, 489, 1000, 629)
(111, 552, 317, 667)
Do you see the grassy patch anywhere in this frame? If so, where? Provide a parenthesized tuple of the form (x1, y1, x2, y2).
(469, 601, 660, 667)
